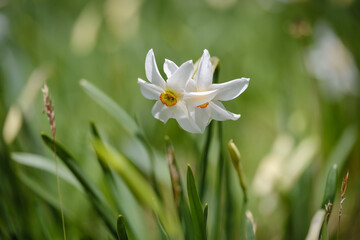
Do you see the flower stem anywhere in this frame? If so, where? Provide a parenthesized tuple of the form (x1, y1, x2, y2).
(211, 122, 225, 239)
(199, 121, 214, 201)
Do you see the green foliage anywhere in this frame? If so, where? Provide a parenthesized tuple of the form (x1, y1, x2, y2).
(41, 134, 118, 238)
(246, 220, 256, 240)
(1, 0, 359, 238)
(80, 79, 139, 136)
(187, 165, 207, 240)
(321, 164, 337, 210)
(116, 215, 128, 240)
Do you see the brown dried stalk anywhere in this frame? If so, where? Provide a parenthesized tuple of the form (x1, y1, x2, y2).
(42, 84, 56, 138)
(165, 137, 181, 208)
(338, 171, 349, 239)
(42, 83, 66, 240)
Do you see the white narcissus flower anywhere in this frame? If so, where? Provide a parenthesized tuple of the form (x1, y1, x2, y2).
(189, 49, 249, 132)
(138, 49, 217, 132)
(165, 49, 250, 133)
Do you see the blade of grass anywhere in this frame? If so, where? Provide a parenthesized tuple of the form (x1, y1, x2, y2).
(11, 153, 82, 192)
(41, 133, 117, 238)
(204, 203, 208, 233)
(325, 125, 357, 173)
(17, 170, 69, 216)
(80, 79, 138, 135)
(35, 204, 51, 240)
(91, 122, 142, 240)
(80, 79, 161, 198)
(320, 164, 337, 240)
(92, 139, 182, 239)
(321, 164, 337, 211)
(246, 220, 256, 240)
(187, 165, 206, 240)
(116, 215, 128, 240)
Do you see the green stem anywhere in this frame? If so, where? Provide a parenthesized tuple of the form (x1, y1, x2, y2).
(211, 122, 225, 239)
(199, 122, 214, 201)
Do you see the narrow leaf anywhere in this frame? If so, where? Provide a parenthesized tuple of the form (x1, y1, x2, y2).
(305, 209, 326, 240)
(91, 123, 141, 239)
(187, 165, 206, 240)
(116, 215, 128, 240)
(80, 79, 138, 135)
(204, 203, 208, 233)
(17, 170, 68, 215)
(246, 220, 256, 240)
(35, 204, 51, 240)
(321, 164, 337, 210)
(41, 134, 117, 238)
(92, 140, 182, 239)
(11, 152, 82, 191)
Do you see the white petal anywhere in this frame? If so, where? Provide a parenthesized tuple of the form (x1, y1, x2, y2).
(163, 59, 179, 78)
(208, 101, 240, 121)
(151, 101, 188, 123)
(152, 101, 168, 122)
(138, 78, 163, 100)
(167, 60, 194, 91)
(145, 49, 166, 89)
(185, 78, 197, 92)
(193, 107, 211, 133)
(194, 49, 213, 90)
(183, 90, 217, 107)
(211, 78, 250, 101)
(171, 101, 188, 119)
(176, 117, 202, 133)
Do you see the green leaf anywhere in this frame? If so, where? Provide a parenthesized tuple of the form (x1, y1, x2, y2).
(80, 79, 138, 135)
(321, 164, 337, 210)
(204, 203, 208, 233)
(325, 125, 357, 176)
(41, 133, 117, 238)
(116, 215, 128, 240)
(246, 220, 256, 240)
(11, 152, 82, 192)
(35, 204, 51, 240)
(165, 136, 195, 240)
(187, 165, 206, 240)
(90, 122, 147, 240)
(17, 170, 68, 215)
(92, 139, 182, 239)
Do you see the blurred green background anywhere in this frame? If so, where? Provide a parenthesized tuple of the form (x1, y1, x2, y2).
(1, 0, 359, 239)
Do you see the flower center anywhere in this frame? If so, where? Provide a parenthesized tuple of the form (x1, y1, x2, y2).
(197, 102, 209, 108)
(160, 90, 178, 107)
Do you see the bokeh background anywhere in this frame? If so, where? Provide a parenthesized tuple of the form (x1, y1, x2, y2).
(1, 0, 359, 239)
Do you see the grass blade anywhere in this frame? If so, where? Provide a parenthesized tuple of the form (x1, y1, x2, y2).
(246, 220, 256, 240)
(81, 80, 161, 198)
(92, 139, 182, 239)
(17, 170, 69, 215)
(187, 165, 206, 240)
(80, 79, 138, 135)
(164, 136, 194, 239)
(35, 204, 51, 240)
(204, 203, 208, 233)
(11, 152, 82, 191)
(41, 133, 117, 238)
(116, 215, 128, 240)
(321, 164, 337, 211)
